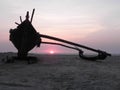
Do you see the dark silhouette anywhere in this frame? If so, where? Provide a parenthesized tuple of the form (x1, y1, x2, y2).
(9, 9, 41, 59)
(78, 50, 107, 61)
(9, 9, 111, 61)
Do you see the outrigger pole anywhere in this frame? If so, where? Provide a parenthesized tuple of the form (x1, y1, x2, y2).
(40, 34, 111, 60)
(42, 41, 80, 51)
(40, 34, 110, 55)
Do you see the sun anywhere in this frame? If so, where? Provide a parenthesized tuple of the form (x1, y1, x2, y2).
(49, 50, 54, 54)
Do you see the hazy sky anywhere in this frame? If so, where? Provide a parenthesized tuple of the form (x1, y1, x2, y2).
(0, 0, 120, 54)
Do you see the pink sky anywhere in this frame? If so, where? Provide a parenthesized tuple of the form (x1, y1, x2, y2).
(0, 0, 120, 54)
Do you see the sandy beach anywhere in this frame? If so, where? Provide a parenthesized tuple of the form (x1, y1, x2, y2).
(0, 53, 120, 90)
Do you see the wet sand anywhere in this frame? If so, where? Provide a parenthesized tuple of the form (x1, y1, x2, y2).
(0, 53, 120, 90)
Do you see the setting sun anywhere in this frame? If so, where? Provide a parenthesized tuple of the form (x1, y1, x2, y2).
(50, 50, 54, 54)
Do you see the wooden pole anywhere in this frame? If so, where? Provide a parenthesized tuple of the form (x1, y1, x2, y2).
(40, 34, 111, 56)
(30, 9, 35, 23)
(20, 16, 22, 23)
(42, 41, 80, 51)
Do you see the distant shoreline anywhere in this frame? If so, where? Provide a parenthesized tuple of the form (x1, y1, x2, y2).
(0, 52, 119, 57)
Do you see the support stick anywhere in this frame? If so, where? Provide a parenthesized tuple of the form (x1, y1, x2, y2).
(15, 22, 19, 25)
(30, 9, 35, 23)
(20, 16, 22, 23)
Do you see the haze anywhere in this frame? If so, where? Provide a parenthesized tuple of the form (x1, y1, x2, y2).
(0, 0, 120, 54)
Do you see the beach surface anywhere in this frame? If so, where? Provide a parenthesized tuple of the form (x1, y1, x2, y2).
(0, 53, 120, 90)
